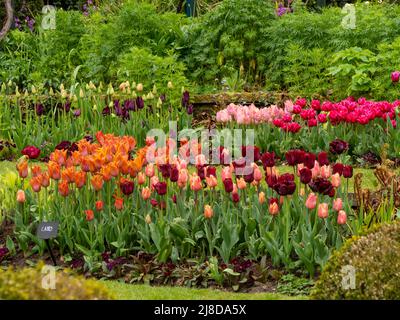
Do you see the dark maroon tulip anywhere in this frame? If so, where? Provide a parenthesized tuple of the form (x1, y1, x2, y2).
(317, 152, 329, 166)
(332, 163, 344, 176)
(206, 166, 216, 177)
(299, 168, 312, 184)
(266, 174, 278, 188)
(243, 169, 254, 183)
(124, 99, 136, 111)
(309, 178, 334, 196)
(136, 96, 144, 109)
(232, 192, 240, 203)
(170, 166, 179, 182)
(261, 151, 275, 168)
(154, 182, 167, 195)
(171, 194, 177, 203)
(21, 145, 41, 159)
(73, 109, 81, 117)
(303, 152, 316, 169)
(181, 91, 190, 108)
(219, 147, 231, 165)
(197, 166, 206, 180)
(223, 178, 234, 193)
(329, 139, 349, 155)
(159, 164, 171, 179)
(102, 106, 111, 116)
(55, 141, 71, 150)
(120, 179, 134, 196)
(35, 103, 45, 116)
(343, 165, 353, 178)
(272, 173, 296, 196)
(269, 198, 279, 205)
(242, 146, 261, 162)
(285, 149, 305, 166)
(63, 101, 71, 112)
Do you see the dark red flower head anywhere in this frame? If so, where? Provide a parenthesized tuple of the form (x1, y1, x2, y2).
(242, 145, 261, 162)
(261, 151, 276, 168)
(21, 145, 41, 159)
(343, 165, 353, 178)
(170, 166, 179, 182)
(332, 163, 344, 176)
(120, 178, 134, 196)
(154, 182, 167, 195)
(309, 178, 335, 197)
(272, 173, 296, 196)
(329, 139, 349, 155)
(206, 166, 216, 177)
(317, 152, 329, 166)
(223, 178, 234, 193)
(299, 168, 312, 184)
(303, 152, 316, 169)
(232, 192, 240, 203)
(285, 149, 305, 166)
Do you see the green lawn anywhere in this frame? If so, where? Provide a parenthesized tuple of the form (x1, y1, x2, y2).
(101, 281, 306, 300)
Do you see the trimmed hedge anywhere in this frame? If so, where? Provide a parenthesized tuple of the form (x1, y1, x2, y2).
(311, 222, 400, 300)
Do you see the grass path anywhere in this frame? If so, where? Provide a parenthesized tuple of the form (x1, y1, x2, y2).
(101, 281, 306, 300)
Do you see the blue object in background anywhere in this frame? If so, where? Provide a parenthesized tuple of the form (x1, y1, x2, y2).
(185, 0, 195, 17)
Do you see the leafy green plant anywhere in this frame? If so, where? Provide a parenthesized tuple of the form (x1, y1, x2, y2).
(277, 274, 314, 296)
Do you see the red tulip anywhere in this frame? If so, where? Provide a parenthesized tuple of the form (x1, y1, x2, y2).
(21, 145, 41, 159)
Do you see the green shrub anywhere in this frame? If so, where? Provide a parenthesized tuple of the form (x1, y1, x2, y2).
(80, 0, 186, 82)
(311, 222, 400, 300)
(0, 262, 114, 300)
(183, 0, 275, 87)
(110, 47, 189, 99)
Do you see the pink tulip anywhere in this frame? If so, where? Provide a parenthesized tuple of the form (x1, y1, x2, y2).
(318, 203, 329, 219)
(312, 161, 320, 178)
(333, 198, 343, 212)
(253, 166, 263, 181)
(190, 174, 202, 192)
(337, 210, 347, 225)
(221, 166, 232, 181)
(331, 173, 341, 188)
(305, 193, 317, 209)
(141, 187, 151, 200)
(320, 165, 331, 179)
(145, 163, 155, 177)
(391, 71, 400, 83)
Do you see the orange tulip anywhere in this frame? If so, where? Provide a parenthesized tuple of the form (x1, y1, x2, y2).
(29, 175, 42, 192)
(85, 210, 94, 221)
(16, 159, 28, 179)
(58, 180, 70, 197)
(100, 165, 112, 182)
(204, 205, 214, 219)
(95, 200, 104, 211)
(48, 161, 61, 180)
(109, 162, 119, 177)
(120, 159, 130, 175)
(114, 197, 124, 210)
(141, 187, 151, 200)
(269, 202, 279, 216)
(74, 171, 86, 189)
(137, 172, 146, 185)
(17, 190, 26, 203)
(205, 175, 217, 188)
(50, 149, 67, 166)
(61, 167, 76, 183)
(31, 165, 42, 177)
(237, 178, 247, 190)
(91, 174, 104, 191)
(41, 172, 50, 188)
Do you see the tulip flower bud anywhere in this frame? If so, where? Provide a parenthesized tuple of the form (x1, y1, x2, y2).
(15, 86, 20, 97)
(145, 214, 152, 224)
(269, 202, 279, 216)
(17, 190, 26, 203)
(258, 192, 266, 204)
(318, 203, 329, 219)
(79, 88, 84, 98)
(333, 198, 343, 212)
(204, 205, 214, 219)
(136, 83, 143, 92)
(337, 210, 347, 225)
(31, 85, 37, 94)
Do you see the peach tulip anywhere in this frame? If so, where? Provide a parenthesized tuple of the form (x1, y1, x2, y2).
(17, 190, 26, 203)
(269, 202, 279, 215)
(205, 175, 218, 188)
(320, 165, 331, 179)
(305, 193, 317, 209)
(204, 205, 214, 219)
(237, 178, 247, 190)
(331, 173, 341, 188)
(190, 174, 202, 192)
(337, 210, 347, 225)
(258, 192, 266, 204)
(318, 203, 329, 219)
(145, 163, 155, 177)
(141, 187, 151, 200)
(137, 172, 146, 185)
